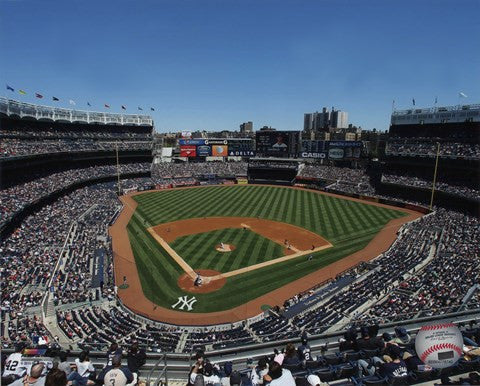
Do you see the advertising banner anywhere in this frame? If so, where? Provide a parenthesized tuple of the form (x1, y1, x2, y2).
(327, 141, 363, 159)
(205, 139, 228, 145)
(180, 145, 197, 157)
(179, 139, 206, 146)
(298, 151, 327, 159)
(301, 140, 327, 153)
(228, 149, 256, 156)
(212, 145, 228, 157)
(228, 142, 255, 157)
(197, 145, 211, 157)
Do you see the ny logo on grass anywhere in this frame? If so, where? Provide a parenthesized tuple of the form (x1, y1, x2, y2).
(172, 296, 197, 311)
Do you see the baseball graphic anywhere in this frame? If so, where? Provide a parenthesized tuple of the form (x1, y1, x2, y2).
(415, 323, 463, 369)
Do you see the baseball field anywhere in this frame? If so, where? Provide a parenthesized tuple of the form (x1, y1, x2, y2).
(110, 185, 421, 324)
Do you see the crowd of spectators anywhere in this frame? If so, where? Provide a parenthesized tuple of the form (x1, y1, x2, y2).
(0, 162, 150, 225)
(382, 173, 480, 200)
(298, 165, 369, 184)
(365, 209, 480, 322)
(151, 161, 248, 179)
(52, 197, 120, 305)
(386, 139, 480, 160)
(1, 340, 149, 386)
(0, 138, 152, 158)
(186, 330, 480, 386)
(0, 126, 152, 158)
(0, 179, 144, 348)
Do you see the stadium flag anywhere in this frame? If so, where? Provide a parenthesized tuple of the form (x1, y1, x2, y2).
(18, 89, 27, 95)
(69, 99, 76, 106)
(6, 84, 14, 92)
(87, 102, 91, 106)
(35, 93, 43, 99)
(412, 98, 415, 106)
(150, 107, 155, 111)
(104, 104, 110, 108)
(121, 105, 126, 110)
(459, 92, 468, 98)
(138, 107, 143, 111)
(52, 96, 59, 101)
(435, 96, 438, 104)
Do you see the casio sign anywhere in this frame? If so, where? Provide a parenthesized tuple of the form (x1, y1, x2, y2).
(300, 152, 326, 159)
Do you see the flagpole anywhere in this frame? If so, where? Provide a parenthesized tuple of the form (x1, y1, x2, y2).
(429, 142, 440, 210)
(116, 144, 121, 195)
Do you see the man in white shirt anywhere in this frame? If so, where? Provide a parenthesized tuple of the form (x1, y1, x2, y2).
(265, 361, 295, 386)
(2, 344, 27, 383)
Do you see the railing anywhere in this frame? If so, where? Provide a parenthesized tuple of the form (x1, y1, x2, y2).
(41, 220, 76, 321)
(147, 353, 169, 386)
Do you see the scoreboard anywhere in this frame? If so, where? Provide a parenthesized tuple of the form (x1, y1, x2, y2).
(177, 138, 254, 158)
(255, 131, 300, 157)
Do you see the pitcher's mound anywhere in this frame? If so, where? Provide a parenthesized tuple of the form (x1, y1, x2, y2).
(215, 244, 236, 253)
(178, 269, 226, 294)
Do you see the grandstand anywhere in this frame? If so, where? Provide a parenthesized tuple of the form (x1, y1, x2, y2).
(1, 99, 479, 386)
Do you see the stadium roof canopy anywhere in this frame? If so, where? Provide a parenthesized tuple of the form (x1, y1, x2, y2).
(0, 97, 153, 126)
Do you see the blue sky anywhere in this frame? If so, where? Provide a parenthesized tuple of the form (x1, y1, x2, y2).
(1, 0, 479, 132)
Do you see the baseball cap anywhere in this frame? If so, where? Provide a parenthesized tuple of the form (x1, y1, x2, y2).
(307, 374, 321, 386)
(395, 327, 408, 338)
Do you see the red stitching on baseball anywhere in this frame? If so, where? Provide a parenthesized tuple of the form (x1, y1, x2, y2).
(419, 323, 456, 331)
(420, 343, 463, 362)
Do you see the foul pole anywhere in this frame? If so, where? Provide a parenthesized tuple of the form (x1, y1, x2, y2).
(429, 142, 440, 210)
(116, 144, 121, 195)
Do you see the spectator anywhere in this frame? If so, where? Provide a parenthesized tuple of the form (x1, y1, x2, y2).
(68, 351, 95, 386)
(264, 361, 295, 386)
(126, 342, 146, 378)
(57, 351, 72, 376)
(45, 368, 67, 386)
(10, 363, 46, 386)
(97, 355, 133, 386)
(106, 343, 122, 366)
(282, 343, 300, 367)
(2, 343, 27, 382)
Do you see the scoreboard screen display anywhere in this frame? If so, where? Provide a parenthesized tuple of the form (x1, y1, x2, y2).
(256, 131, 300, 157)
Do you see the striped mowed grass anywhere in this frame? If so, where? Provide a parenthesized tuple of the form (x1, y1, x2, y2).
(127, 185, 406, 313)
(170, 228, 285, 273)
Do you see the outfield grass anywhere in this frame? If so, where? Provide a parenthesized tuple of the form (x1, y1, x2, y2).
(170, 228, 285, 273)
(127, 185, 407, 312)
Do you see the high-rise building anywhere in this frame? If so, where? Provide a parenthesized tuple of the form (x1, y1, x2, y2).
(331, 110, 349, 129)
(304, 107, 348, 132)
(240, 121, 253, 134)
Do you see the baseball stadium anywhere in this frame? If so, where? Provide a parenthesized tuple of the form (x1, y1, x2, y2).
(1, 2, 480, 385)
(1, 96, 479, 385)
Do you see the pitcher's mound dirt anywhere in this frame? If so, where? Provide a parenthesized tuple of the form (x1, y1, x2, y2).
(215, 244, 236, 252)
(178, 269, 226, 293)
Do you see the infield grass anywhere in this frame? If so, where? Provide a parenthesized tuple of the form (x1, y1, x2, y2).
(126, 185, 407, 313)
(170, 228, 285, 273)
